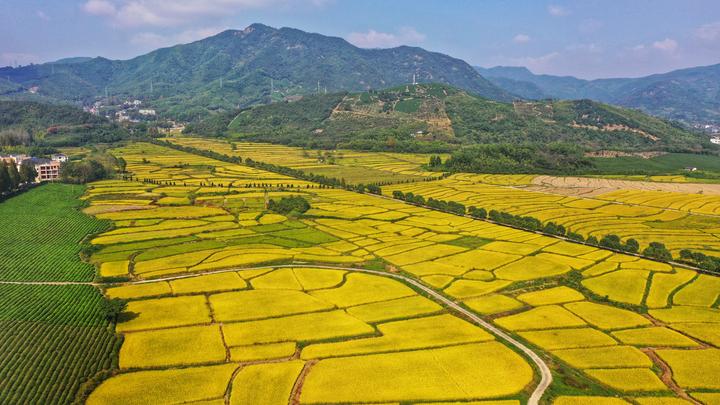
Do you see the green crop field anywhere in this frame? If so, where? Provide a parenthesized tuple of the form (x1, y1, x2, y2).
(0, 185, 119, 405)
(0, 184, 109, 282)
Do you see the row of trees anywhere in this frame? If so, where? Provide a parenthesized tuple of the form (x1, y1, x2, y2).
(393, 191, 466, 216)
(0, 160, 37, 194)
(678, 250, 720, 273)
(390, 189, 676, 265)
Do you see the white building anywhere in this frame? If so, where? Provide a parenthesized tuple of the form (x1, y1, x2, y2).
(710, 137, 720, 145)
(139, 109, 156, 116)
(51, 154, 68, 163)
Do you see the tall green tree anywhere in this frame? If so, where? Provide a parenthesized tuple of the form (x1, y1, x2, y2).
(0, 162, 11, 192)
(19, 160, 37, 184)
(6, 162, 20, 189)
(116, 157, 127, 173)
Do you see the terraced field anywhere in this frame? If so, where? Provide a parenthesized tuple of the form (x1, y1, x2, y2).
(77, 141, 720, 403)
(165, 136, 445, 184)
(388, 173, 720, 255)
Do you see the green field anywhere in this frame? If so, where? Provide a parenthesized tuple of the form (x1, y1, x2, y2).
(0, 185, 119, 404)
(0, 184, 109, 282)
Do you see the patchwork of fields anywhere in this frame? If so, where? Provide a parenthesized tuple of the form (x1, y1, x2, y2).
(165, 136, 445, 184)
(91, 267, 533, 404)
(389, 173, 720, 255)
(71, 141, 720, 404)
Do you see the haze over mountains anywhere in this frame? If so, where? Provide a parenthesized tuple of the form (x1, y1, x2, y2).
(0, 23, 717, 126)
(476, 64, 720, 125)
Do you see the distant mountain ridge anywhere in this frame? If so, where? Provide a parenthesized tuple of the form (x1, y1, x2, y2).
(476, 64, 720, 124)
(0, 24, 512, 120)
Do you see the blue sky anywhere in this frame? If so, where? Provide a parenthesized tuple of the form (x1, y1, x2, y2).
(2, 0, 720, 79)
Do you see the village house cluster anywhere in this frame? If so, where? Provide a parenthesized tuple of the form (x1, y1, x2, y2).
(84, 99, 156, 123)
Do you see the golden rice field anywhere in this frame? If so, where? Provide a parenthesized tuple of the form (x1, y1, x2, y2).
(91, 267, 533, 404)
(83, 141, 720, 403)
(388, 173, 720, 255)
(165, 135, 445, 184)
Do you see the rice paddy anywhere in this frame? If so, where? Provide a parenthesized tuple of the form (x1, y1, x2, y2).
(387, 173, 720, 255)
(165, 136, 444, 185)
(78, 141, 720, 403)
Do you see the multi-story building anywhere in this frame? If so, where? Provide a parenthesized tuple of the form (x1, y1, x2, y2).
(28, 158, 61, 182)
(0, 154, 62, 182)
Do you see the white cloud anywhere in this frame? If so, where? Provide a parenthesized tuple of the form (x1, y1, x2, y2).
(83, 0, 116, 16)
(547, 5, 569, 17)
(578, 19, 603, 34)
(36, 10, 50, 21)
(346, 27, 426, 48)
(82, 0, 321, 27)
(513, 34, 531, 44)
(652, 38, 678, 52)
(131, 27, 228, 49)
(565, 43, 602, 53)
(695, 21, 720, 41)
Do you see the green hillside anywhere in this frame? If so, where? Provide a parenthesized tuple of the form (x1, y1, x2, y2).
(218, 83, 710, 153)
(0, 100, 128, 148)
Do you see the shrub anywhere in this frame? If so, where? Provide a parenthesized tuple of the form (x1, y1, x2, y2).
(600, 234, 623, 250)
(643, 242, 672, 261)
(623, 238, 640, 254)
(268, 196, 311, 215)
(468, 206, 487, 219)
(102, 298, 127, 322)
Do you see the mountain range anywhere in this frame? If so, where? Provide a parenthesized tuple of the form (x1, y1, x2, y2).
(0, 24, 511, 121)
(0, 23, 717, 127)
(476, 65, 720, 125)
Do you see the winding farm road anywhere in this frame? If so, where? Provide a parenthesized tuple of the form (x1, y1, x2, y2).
(2, 264, 553, 403)
(123, 264, 554, 404)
